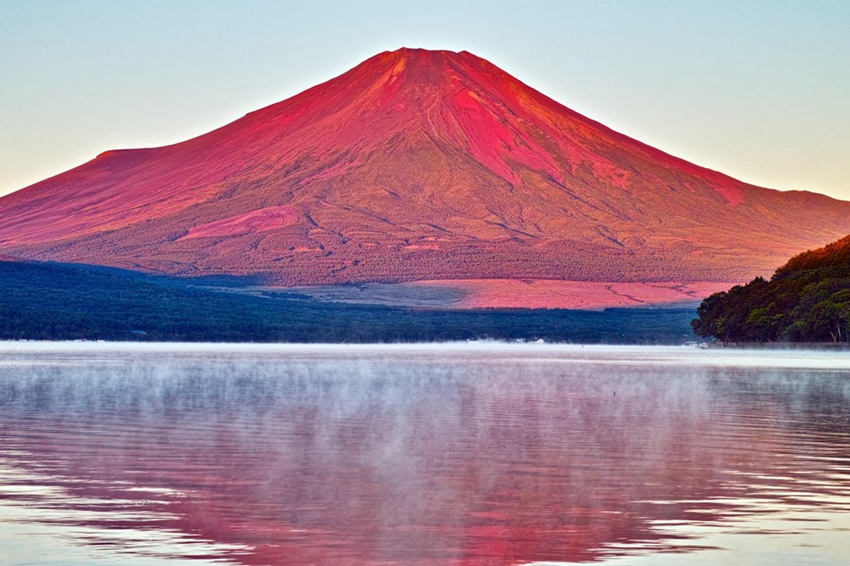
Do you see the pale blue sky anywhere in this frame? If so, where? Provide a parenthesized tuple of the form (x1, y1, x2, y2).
(1, 0, 848, 199)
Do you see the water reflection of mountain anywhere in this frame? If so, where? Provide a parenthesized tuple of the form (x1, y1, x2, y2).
(1, 346, 848, 565)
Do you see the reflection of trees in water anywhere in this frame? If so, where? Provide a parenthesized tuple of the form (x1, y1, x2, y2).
(0, 350, 848, 565)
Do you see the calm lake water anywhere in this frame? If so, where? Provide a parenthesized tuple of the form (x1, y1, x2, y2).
(0, 343, 848, 566)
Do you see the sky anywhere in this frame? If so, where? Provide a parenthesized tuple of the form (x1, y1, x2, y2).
(1, 0, 848, 200)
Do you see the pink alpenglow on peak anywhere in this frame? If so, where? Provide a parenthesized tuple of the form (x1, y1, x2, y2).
(0, 48, 848, 307)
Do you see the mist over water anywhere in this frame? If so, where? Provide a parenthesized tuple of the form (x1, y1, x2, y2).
(0, 344, 848, 565)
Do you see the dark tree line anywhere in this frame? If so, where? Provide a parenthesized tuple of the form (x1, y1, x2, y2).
(692, 234, 850, 343)
(0, 260, 697, 344)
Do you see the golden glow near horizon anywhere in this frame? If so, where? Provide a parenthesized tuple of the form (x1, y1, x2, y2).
(1, 1, 848, 200)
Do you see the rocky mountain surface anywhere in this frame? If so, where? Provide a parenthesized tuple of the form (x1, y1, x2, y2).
(1, 48, 847, 307)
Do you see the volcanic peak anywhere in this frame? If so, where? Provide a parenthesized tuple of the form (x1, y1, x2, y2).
(322, 47, 747, 204)
(0, 47, 848, 299)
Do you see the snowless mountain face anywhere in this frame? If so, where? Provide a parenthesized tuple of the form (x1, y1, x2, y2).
(0, 48, 848, 306)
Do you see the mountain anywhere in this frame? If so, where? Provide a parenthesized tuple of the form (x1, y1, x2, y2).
(0, 48, 848, 308)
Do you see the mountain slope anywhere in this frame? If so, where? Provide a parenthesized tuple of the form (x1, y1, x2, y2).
(0, 48, 848, 296)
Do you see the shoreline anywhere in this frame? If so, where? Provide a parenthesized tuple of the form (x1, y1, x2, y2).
(707, 341, 850, 350)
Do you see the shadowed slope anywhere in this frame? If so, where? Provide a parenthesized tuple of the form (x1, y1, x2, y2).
(0, 48, 848, 295)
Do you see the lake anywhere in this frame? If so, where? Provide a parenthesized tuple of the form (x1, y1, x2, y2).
(0, 343, 848, 565)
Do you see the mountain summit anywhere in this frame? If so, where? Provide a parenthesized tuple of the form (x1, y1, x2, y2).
(0, 48, 848, 307)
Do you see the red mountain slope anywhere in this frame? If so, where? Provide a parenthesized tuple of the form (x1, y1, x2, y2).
(0, 48, 848, 306)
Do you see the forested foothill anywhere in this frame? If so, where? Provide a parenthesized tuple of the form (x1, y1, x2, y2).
(0, 260, 697, 344)
(692, 235, 850, 344)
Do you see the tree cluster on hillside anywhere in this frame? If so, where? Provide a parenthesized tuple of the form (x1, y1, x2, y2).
(0, 260, 697, 344)
(692, 234, 850, 343)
